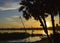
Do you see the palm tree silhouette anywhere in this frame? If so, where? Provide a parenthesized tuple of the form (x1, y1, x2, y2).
(19, 16, 25, 28)
(54, 0, 60, 24)
(45, 0, 60, 34)
(19, 0, 52, 43)
(59, 14, 60, 24)
(42, 0, 60, 43)
(19, 0, 60, 43)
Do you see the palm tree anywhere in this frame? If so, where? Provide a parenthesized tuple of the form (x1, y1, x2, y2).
(54, 0, 60, 24)
(58, 7, 60, 24)
(19, 0, 51, 42)
(59, 12, 60, 24)
(44, 0, 58, 35)
(44, 0, 59, 43)
(19, 0, 48, 34)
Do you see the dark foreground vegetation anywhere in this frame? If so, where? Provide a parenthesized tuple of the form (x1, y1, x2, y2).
(0, 32, 45, 41)
(50, 33, 60, 43)
(0, 32, 30, 41)
(0, 31, 60, 43)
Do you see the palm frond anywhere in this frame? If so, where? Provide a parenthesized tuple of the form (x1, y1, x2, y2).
(19, 6, 25, 12)
(23, 11, 31, 20)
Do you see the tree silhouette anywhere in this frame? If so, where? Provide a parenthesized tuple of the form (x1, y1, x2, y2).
(55, 0, 60, 24)
(44, 0, 58, 34)
(19, 0, 51, 43)
(59, 14, 60, 24)
(42, 0, 60, 43)
(19, 0, 60, 43)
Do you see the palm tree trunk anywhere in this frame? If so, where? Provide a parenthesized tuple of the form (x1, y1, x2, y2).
(59, 14, 60, 24)
(59, 11, 60, 24)
(58, 8, 60, 24)
(42, 16, 52, 43)
(38, 16, 52, 43)
(42, 16, 48, 34)
(51, 14, 56, 34)
(38, 16, 48, 34)
(20, 16, 26, 32)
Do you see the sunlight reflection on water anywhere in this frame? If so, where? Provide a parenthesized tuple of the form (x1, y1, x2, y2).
(0, 30, 53, 42)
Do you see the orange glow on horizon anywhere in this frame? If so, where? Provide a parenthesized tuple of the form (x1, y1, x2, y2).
(0, 15, 59, 28)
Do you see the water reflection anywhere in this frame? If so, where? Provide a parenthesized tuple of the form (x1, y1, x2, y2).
(0, 30, 53, 42)
(0, 30, 53, 35)
(8, 36, 41, 42)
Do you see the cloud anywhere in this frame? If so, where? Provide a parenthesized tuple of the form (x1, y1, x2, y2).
(5, 15, 20, 22)
(0, 1, 21, 11)
(0, 15, 23, 28)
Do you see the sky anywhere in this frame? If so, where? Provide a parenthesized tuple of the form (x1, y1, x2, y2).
(0, 0, 59, 28)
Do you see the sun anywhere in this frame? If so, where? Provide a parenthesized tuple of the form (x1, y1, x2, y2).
(46, 22, 51, 27)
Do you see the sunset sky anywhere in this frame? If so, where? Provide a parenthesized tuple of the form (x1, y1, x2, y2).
(0, 0, 59, 28)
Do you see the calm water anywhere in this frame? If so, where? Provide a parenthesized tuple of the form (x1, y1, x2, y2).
(0, 30, 53, 34)
(0, 30, 53, 43)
